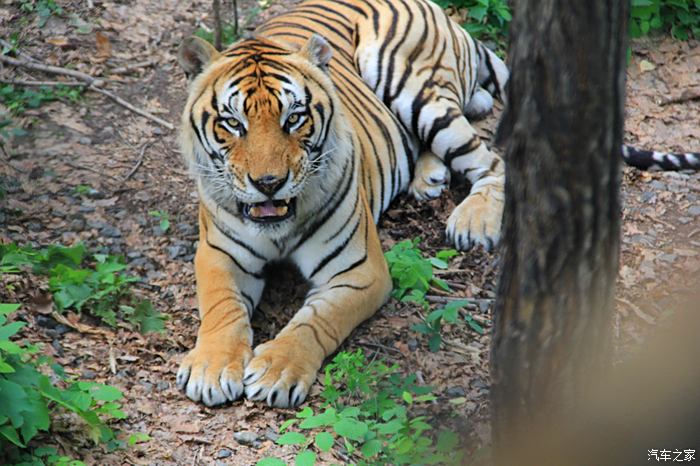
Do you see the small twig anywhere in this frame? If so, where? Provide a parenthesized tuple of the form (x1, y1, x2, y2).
(0, 78, 85, 87)
(0, 53, 104, 86)
(433, 268, 470, 275)
(660, 89, 700, 107)
(89, 85, 174, 130)
(643, 212, 676, 231)
(0, 39, 40, 62)
(191, 446, 203, 466)
(123, 141, 153, 181)
(66, 161, 122, 182)
(616, 297, 656, 325)
(358, 341, 405, 356)
(689, 228, 700, 239)
(109, 60, 156, 75)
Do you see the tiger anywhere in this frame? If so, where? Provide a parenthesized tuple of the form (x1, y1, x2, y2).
(175, 0, 509, 408)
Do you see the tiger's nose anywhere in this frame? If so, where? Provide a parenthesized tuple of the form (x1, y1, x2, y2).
(249, 173, 287, 196)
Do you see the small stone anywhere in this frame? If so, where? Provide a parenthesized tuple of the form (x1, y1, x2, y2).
(659, 253, 677, 263)
(233, 431, 259, 446)
(640, 191, 656, 203)
(101, 225, 122, 237)
(679, 217, 692, 225)
(78, 137, 92, 145)
(689, 206, 700, 217)
(650, 180, 666, 190)
(78, 205, 95, 213)
(127, 251, 143, 259)
(156, 381, 169, 391)
(216, 449, 232, 459)
(167, 245, 186, 259)
(68, 218, 85, 231)
(36, 315, 58, 329)
(153, 127, 164, 136)
(407, 338, 418, 352)
(446, 386, 466, 398)
(478, 300, 491, 313)
(82, 369, 97, 380)
(176, 222, 196, 236)
(264, 429, 279, 442)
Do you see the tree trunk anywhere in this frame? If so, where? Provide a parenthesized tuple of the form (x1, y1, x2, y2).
(212, 0, 223, 51)
(491, 1, 628, 464)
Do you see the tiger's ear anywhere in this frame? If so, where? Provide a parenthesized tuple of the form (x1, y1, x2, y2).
(178, 36, 220, 80)
(298, 34, 333, 69)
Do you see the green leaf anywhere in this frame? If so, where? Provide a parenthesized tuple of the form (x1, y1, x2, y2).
(299, 408, 338, 429)
(360, 439, 382, 458)
(0, 320, 25, 339)
(0, 303, 20, 314)
(91, 384, 123, 402)
(294, 449, 316, 466)
(402, 391, 413, 404)
(276, 431, 307, 446)
(128, 432, 151, 446)
(256, 458, 286, 466)
(279, 418, 298, 433)
(0, 424, 24, 447)
(333, 418, 368, 441)
(314, 431, 334, 452)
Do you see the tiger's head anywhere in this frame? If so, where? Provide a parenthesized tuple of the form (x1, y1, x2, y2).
(179, 34, 346, 232)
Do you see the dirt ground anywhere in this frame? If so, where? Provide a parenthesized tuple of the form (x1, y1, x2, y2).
(1, 1, 698, 465)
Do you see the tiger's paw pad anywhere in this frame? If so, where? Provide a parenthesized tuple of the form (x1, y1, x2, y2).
(446, 193, 503, 252)
(409, 157, 451, 201)
(176, 344, 251, 407)
(243, 340, 319, 408)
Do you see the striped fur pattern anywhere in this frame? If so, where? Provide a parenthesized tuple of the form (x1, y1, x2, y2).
(622, 145, 700, 170)
(176, 0, 508, 408)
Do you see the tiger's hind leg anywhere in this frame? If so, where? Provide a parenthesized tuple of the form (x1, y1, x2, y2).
(422, 101, 505, 251)
(409, 152, 451, 201)
(465, 87, 494, 121)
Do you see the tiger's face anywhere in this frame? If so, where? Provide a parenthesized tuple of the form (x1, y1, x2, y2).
(180, 35, 338, 230)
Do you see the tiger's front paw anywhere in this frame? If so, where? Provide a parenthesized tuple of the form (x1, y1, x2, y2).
(446, 192, 503, 251)
(409, 153, 450, 201)
(176, 340, 252, 407)
(243, 336, 321, 408)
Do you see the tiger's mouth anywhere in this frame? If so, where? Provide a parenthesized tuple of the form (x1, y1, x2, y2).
(240, 197, 296, 223)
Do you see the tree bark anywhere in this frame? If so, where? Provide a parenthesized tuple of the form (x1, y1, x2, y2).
(491, 1, 628, 464)
(212, 0, 223, 51)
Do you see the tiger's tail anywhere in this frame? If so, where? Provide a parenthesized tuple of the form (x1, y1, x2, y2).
(475, 40, 509, 103)
(622, 145, 700, 171)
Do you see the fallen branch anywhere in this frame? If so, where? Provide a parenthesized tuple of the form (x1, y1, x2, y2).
(0, 52, 175, 130)
(0, 53, 104, 86)
(0, 78, 85, 87)
(123, 140, 153, 181)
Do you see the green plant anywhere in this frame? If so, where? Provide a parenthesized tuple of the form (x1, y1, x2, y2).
(630, 0, 700, 40)
(384, 239, 484, 351)
(258, 350, 462, 466)
(0, 303, 126, 465)
(0, 243, 166, 333)
(19, 0, 63, 27)
(435, 0, 511, 48)
(73, 185, 92, 196)
(384, 238, 455, 308)
(148, 210, 170, 233)
(0, 84, 84, 116)
(194, 23, 239, 49)
(412, 299, 484, 352)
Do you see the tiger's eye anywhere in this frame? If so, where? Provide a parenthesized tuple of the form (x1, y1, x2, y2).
(228, 118, 240, 128)
(287, 113, 300, 125)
